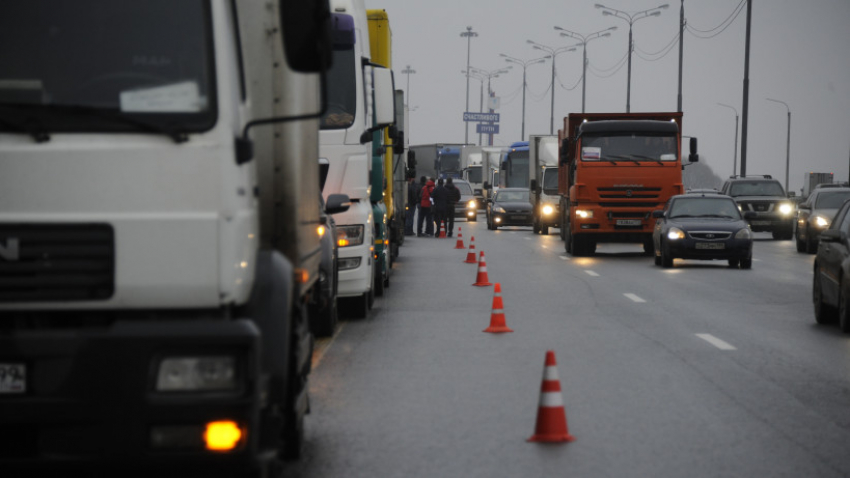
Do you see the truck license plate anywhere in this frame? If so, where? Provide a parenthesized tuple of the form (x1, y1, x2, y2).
(695, 242, 725, 250)
(616, 219, 642, 226)
(0, 363, 26, 394)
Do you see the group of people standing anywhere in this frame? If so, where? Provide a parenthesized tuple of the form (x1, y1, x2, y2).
(405, 175, 461, 238)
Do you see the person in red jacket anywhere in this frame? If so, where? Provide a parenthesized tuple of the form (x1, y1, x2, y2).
(418, 178, 435, 237)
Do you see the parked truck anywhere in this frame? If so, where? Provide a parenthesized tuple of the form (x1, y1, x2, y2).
(528, 135, 560, 235)
(408, 143, 466, 180)
(558, 112, 698, 256)
(321, 0, 396, 317)
(0, 0, 352, 474)
(802, 172, 834, 198)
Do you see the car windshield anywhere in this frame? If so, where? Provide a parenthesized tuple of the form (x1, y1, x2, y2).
(814, 191, 850, 209)
(495, 190, 530, 202)
(728, 181, 785, 197)
(668, 197, 741, 219)
(0, 1, 216, 134)
(454, 182, 473, 196)
(581, 134, 677, 162)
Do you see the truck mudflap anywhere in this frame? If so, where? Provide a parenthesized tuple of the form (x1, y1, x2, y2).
(0, 318, 269, 474)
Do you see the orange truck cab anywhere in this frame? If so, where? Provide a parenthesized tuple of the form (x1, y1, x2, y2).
(557, 112, 698, 256)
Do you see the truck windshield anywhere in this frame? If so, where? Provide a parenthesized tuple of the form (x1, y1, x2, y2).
(466, 166, 482, 183)
(542, 168, 559, 193)
(320, 32, 356, 129)
(503, 150, 530, 187)
(0, 1, 216, 135)
(580, 134, 677, 162)
(439, 152, 460, 174)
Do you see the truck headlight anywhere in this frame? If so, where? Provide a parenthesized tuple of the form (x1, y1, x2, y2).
(734, 228, 753, 240)
(778, 202, 794, 216)
(667, 227, 685, 240)
(814, 215, 830, 228)
(542, 205, 554, 215)
(337, 225, 365, 247)
(156, 356, 237, 392)
(575, 209, 593, 219)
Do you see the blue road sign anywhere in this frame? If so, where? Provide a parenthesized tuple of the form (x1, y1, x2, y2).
(476, 124, 499, 134)
(463, 112, 500, 122)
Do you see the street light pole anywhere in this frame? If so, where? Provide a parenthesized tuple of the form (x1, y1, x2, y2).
(462, 69, 486, 145)
(717, 103, 739, 176)
(500, 54, 548, 140)
(595, 3, 669, 113)
(460, 26, 478, 145)
(766, 98, 791, 193)
(554, 26, 616, 113)
(401, 65, 416, 106)
(527, 40, 578, 134)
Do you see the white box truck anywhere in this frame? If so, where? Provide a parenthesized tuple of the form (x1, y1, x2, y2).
(529, 135, 560, 234)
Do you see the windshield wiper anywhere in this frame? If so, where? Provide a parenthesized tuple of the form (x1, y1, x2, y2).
(0, 103, 189, 143)
(696, 214, 734, 218)
(631, 154, 664, 166)
(0, 114, 51, 143)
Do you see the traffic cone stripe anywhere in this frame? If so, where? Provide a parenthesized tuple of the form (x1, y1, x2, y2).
(491, 308, 504, 314)
(543, 366, 559, 381)
(541, 380, 561, 393)
(539, 392, 564, 407)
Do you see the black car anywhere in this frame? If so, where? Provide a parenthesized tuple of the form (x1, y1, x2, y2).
(652, 193, 755, 268)
(451, 179, 478, 222)
(486, 188, 533, 230)
(719, 175, 795, 239)
(795, 187, 850, 254)
(812, 197, 850, 333)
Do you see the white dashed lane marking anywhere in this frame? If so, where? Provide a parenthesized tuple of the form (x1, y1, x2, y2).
(696, 333, 737, 350)
(624, 293, 646, 303)
(585, 270, 600, 277)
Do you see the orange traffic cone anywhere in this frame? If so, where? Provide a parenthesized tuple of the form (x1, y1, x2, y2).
(528, 350, 575, 443)
(464, 236, 477, 263)
(472, 251, 492, 287)
(454, 227, 465, 249)
(484, 283, 513, 333)
(439, 222, 447, 238)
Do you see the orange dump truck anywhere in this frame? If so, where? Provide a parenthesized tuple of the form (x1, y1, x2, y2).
(557, 112, 698, 256)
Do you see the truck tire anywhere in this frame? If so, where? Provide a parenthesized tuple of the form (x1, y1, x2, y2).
(374, 264, 385, 297)
(310, 294, 337, 338)
(281, 303, 311, 461)
(540, 226, 549, 235)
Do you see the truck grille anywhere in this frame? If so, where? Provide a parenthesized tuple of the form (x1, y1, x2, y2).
(597, 187, 661, 200)
(0, 224, 115, 302)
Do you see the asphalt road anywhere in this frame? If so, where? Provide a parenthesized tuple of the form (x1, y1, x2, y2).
(284, 220, 850, 478)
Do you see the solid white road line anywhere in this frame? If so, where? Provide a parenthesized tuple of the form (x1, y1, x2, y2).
(695, 333, 737, 350)
(624, 293, 646, 303)
(585, 270, 600, 277)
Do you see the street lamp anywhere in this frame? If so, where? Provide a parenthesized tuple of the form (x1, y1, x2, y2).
(554, 26, 617, 113)
(766, 98, 792, 193)
(500, 54, 549, 140)
(717, 103, 739, 177)
(595, 3, 668, 113)
(460, 26, 478, 145)
(401, 65, 416, 106)
(527, 40, 578, 134)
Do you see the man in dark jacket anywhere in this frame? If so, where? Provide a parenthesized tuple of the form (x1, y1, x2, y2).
(445, 177, 461, 237)
(430, 178, 449, 237)
(405, 177, 418, 236)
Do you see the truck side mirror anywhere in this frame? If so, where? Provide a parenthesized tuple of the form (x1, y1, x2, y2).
(281, 0, 334, 73)
(688, 137, 699, 163)
(325, 194, 351, 215)
(483, 181, 491, 190)
(530, 179, 540, 194)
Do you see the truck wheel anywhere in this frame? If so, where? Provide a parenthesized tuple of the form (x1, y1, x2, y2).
(540, 226, 549, 235)
(310, 295, 337, 338)
(374, 266, 385, 297)
(281, 303, 311, 461)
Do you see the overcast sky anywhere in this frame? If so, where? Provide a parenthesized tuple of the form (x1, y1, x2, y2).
(363, 0, 850, 194)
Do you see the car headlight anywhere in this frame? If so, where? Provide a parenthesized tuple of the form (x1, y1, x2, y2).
(468, 200, 476, 209)
(778, 202, 794, 216)
(542, 205, 554, 215)
(667, 227, 685, 240)
(734, 227, 753, 240)
(575, 209, 593, 219)
(814, 215, 830, 228)
(337, 225, 365, 247)
(156, 356, 237, 392)
(493, 206, 505, 213)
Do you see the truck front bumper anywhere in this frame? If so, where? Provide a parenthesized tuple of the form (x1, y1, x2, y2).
(0, 318, 268, 475)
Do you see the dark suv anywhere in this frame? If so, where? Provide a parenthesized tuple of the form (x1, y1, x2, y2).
(719, 175, 795, 239)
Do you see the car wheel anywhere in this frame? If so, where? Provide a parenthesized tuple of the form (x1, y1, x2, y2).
(805, 228, 817, 254)
(654, 246, 662, 266)
(813, 270, 837, 324)
(661, 242, 673, 268)
(796, 233, 807, 253)
(740, 257, 752, 269)
(642, 238, 654, 257)
(840, 280, 850, 333)
(728, 259, 740, 268)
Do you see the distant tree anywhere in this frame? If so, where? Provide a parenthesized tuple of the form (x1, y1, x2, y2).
(683, 156, 724, 190)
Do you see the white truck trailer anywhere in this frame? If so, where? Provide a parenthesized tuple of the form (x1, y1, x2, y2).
(529, 135, 560, 234)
